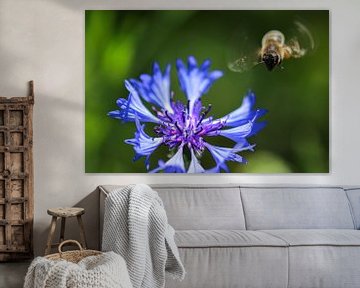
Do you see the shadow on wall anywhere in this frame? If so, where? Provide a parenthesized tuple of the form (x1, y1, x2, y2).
(0, 0, 116, 257)
(0, 0, 101, 257)
(33, 94, 88, 256)
(38, 188, 100, 256)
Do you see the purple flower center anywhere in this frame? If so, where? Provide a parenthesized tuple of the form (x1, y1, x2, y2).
(154, 99, 225, 155)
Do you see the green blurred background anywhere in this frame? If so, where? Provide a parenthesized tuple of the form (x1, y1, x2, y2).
(85, 10, 329, 173)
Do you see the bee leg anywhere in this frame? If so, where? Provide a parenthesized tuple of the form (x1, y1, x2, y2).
(283, 46, 293, 59)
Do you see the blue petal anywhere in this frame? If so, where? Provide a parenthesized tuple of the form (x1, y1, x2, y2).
(108, 110, 122, 119)
(215, 91, 267, 127)
(248, 121, 267, 137)
(108, 81, 160, 123)
(205, 143, 254, 172)
(204, 166, 221, 173)
(176, 56, 223, 112)
(213, 116, 267, 142)
(150, 146, 186, 173)
(187, 149, 205, 173)
(216, 121, 254, 142)
(125, 118, 163, 170)
(130, 63, 173, 112)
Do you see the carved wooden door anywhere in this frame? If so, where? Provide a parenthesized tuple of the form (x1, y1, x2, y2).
(0, 81, 34, 261)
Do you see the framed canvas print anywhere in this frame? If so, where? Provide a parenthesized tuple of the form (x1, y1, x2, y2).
(85, 10, 329, 173)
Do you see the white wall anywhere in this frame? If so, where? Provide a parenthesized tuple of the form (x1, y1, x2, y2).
(0, 0, 359, 256)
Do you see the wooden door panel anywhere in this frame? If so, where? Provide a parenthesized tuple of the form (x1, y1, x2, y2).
(0, 81, 34, 261)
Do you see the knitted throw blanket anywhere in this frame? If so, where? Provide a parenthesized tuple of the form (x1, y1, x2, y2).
(102, 184, 185, 288)
(24, 251, 133, 288)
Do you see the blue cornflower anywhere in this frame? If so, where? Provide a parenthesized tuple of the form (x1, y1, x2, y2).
(109, 56, 267, 173)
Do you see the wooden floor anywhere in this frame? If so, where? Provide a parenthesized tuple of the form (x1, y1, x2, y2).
(0, 261, 30, 288)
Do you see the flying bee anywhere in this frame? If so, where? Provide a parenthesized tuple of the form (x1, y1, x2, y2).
(228, 21, 315, 73)
(260, 29, 306, 71)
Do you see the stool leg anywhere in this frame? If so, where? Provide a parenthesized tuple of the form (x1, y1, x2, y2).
(77, 215, 87, 249)
(60, 217, 66, 243)
(45, 216, 57, 255)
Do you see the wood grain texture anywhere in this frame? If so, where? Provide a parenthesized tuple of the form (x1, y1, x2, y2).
(44, 207, 87, 254)
(0, 81, 34, 261)
(47, 207, 84, 217)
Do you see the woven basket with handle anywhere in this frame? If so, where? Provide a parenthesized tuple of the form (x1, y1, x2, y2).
(45, 240, 102, 263)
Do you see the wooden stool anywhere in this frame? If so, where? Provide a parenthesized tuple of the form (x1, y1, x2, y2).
(45, 207, 87, 255)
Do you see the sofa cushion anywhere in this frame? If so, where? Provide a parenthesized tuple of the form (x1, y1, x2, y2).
(345, 188, 360, 229)
(165, 247, 288, 288)
(175, 230, 288, 248)
(100, 185, 246, 230)
(241, 187, 355, 230)
(153, 186, 246, 230)
(287, 246, 360, 288)
(259, 230, 360, 288)
(262, 229, 360, 246)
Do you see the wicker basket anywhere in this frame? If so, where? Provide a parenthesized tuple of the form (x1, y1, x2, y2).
(45, 240, 102, 263)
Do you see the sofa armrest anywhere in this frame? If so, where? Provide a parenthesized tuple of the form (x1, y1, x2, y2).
(99, 186, 109, 250)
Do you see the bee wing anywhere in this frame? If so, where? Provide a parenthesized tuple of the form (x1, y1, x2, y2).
(226, 31, 261, 73)
(227, 54, 260, 73)
(287, 20, 316, 58)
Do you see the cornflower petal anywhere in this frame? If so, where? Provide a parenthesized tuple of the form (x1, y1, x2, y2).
(214, 115, 266, 142)
(108, 81, 160, 123)
(248, 121, 267, 137)
(150, 146, 186, 173)
(212, 91, 268, 127)
(187, 149, 205, 173)
(125, 118, 163, 170)
(208, 121, 252, 140)
(176, 56, 223, 112)
(129, 63, 173, 113)
(205, 142, 255, 172)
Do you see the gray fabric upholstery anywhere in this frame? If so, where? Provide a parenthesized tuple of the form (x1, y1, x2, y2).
(99, 185, 360, 288)
(165, 247, 288, 288)
(240, 187, 355, 230)
(345, 188, 360, 229)
(153, 186, 246, 230)
(175, 230, 287, 248)
(288, 246, 360, 288)
(262, 229, 360, 246)
(100, 185, 246, 230)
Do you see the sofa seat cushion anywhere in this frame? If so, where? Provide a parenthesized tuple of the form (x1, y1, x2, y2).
(175, 230, 288, 248)
(260, 230, 360, 288)
(262, 229, 360, 246)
